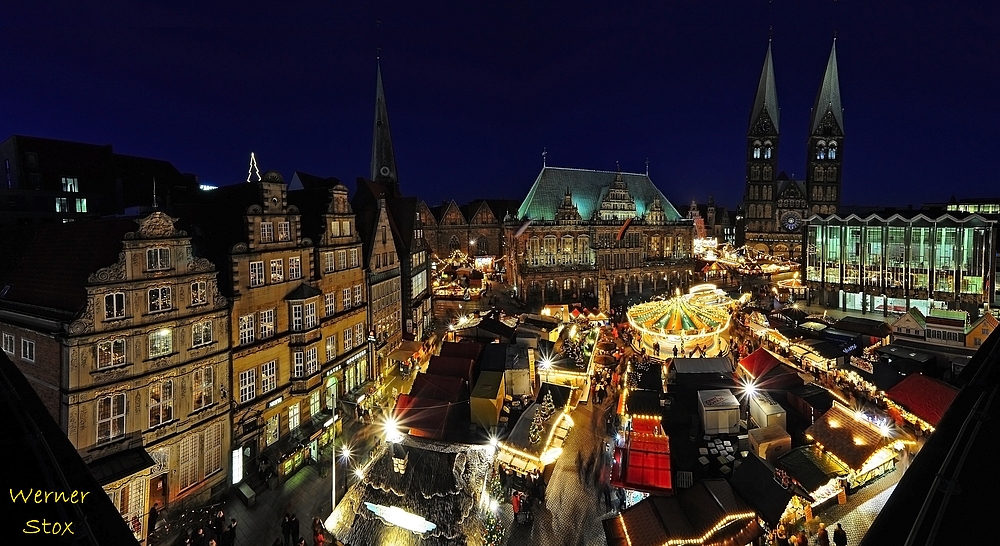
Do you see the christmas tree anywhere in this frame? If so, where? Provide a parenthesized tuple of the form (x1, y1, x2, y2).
(528, 406, 544, 444)
(540, 391, 556, 422)
(481, 470, 504, 545)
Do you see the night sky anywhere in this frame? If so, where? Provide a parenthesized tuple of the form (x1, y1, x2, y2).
(2, 1, 997, 211)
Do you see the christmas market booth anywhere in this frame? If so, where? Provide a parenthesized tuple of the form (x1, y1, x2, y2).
(496, 383, 573, 493)
(612, 357, 673, 496)
(775, 446, 848, 518)
(802, 402, 898, 491)
(737, 348, 803, 391)
(603, 478, 763, 546)
(668, 357, 735, 387)
(730, 452, 814, 534)
(328, 439, 493, 546)
(883, 373, 958, 434)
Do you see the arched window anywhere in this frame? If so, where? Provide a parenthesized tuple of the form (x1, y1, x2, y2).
(762, 165, 773, 180)
(816, 140, 827, 160)
(814, 166, 825, 182)
(563, 279, 572, 291)
(766, 186, 772, 200)
(828, 141, 837, 159)
(763, 141, 773, 159)
(751, 165, 761, 181)
(478, 238, 489, 255)
(820, 205, 829, 214)
(449, 235, 460, 252)
(752, 141, 762, 159)
(812, 205, 820, 214)
(764, 204, 772, 219)
(827, 166, 837, 181)
(562, 235, 574, 254)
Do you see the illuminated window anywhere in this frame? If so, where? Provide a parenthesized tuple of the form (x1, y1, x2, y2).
(289, 256, 302, 280)
(61, 177, 79, 192)
(354, 284, 363, 306)
(239, 314, 255, 345)
(239, 369, 256, 404)
(260, 221, 274, 243)
(249, 261, 265, 287)
(265, 414, 279, 446)
(326, 336, 337, 361)
(97, 339, 126, 369)
(260, 308, 275, 338)
(325, 293, 336, 317)
(148, 329, 172, 358)
(306, 347, 319, 375)
(147, 286, 172, 312)
(193, 366, 213, 410)
(146, 247, 171, 270)
(277, 221, 291, 242)
(104, 292, 126, 319)
(149, 380, 174, 428)
(55, 198, 68, 212)
(191, 320, 213, 347)
(261, 361, 276, 393)
(75, 198, 87, 213)
(190, 281, 207, 305)
(288, 402, 300, 430)
(270, 259, 284, 282)
(97, 393, 126, 443)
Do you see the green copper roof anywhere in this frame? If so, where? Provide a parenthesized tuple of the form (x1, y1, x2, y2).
(750, 40, 780, 133)
(515, 166, 682, 221)
(811, 39, 844, 134)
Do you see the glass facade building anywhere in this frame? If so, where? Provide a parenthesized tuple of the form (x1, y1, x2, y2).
(805, 212, 998, 314)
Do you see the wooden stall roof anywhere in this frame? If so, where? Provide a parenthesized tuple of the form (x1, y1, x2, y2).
(805, 403, 887, 470)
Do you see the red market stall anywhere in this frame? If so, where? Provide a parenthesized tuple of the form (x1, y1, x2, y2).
(884, 373, 958, 432)
(737, 348, 803, 390)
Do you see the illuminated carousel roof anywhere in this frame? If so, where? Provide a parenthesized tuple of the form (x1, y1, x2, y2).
(627, 295, 730, 335)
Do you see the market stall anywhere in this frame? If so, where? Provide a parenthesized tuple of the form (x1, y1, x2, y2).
(749, 424, 792, 462)
(496, 383, 574, 492)
(698, 389, 741, 435)
(730, 453, 813, 534)
(776, 446, 849, 516)
(884, 373, 958, 433)
(737, 348, 803, 390)
(803, 402, 898, 491)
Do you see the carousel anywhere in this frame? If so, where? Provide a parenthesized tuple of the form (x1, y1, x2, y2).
(626, 284, 735, 355)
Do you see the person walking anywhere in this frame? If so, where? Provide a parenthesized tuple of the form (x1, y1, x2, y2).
(282, 514, 292, 546)
(147, 502, 160, 540)
(833, 523, 848, 546)
(225, 518, 238, 546)
(289, 514, 300, 546)
(817, 522, 830, 546)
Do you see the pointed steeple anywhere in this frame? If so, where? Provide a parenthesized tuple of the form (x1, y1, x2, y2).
(371, 59, 399, 194)
(749, 39, 780, 133)
(811, 38, 844, 134)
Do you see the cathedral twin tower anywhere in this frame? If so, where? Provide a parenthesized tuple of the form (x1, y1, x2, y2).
(742, 38, 844, 260)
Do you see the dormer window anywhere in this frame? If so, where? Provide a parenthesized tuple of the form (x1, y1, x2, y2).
(330, 221, 340, 237)
(260, 222, 274, 243)
(341, 220, 351, 236)
(146, 247, 171, 271)
(277, 222, 291, 242)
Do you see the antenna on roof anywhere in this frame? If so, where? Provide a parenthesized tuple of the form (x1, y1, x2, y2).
(247, 152, 261, 183)
(152, 177, 158, 209)
(542, 147, 547, 168)
(646, 158, 649, 176)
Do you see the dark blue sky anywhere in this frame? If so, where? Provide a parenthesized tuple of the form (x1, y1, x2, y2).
(2, 1, 997, 210)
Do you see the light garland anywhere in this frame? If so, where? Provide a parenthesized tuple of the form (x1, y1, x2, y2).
(618, 509, 758, 546)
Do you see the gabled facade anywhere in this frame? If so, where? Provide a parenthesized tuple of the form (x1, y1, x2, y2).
(741, 39, 844, 260)
(890, 307, 927, 341)
(0, 212, 230, 541)
(966, 313, 998, 348)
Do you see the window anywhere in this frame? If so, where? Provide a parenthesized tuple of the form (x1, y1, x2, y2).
(149, 380, 174, 428)
(105, 292, 126, 319)
(204, 422, 222, 478)
(250, 261, 265, 287)
(265, 414, 279, 446)
(288, 256, 302, 280)
(349, 248, 359, 268)
(148, 329, 172, 358)
(239, 369, 256, 404)
(97, 393, 126, 443)
(325, 293, 336, 317)
(2, 333, 13, 354)
(148, 287, 172, 312)
(179, 434, 198, 490)
(21, 339, 35, 362)
(343, 288, 351, 310)
(192, 320, 213, 347)
(324, 252, 335, 273)
(291, 304, 303, 331)
(293, 351, 304, 378)
(238, 314, 255, 345)
(260, 308, 275, 338)
(344, 328, 353, 350)
(55, 198, 68, 212)
(270, 259, 284, 283)
(310, 391, 320, 417)
(326, 336, 337, 362)
(304, 302, 317, 329)
(306, 347, 319, 375)
(354, 284, 362, 306)
(75, 198, 87, 213)
(828, 141, 837, 159)
(288, 403, 300, 430)
(261, 361, 276, 393)
(193, 367, 213, 410)
(277, 222, 291, 242)
(61, 177, 79, 192)
(146, 248, 171, 271)
(96, 339, 126, 369)
(190, 281, 207, 306)
(355, 323, 365, 348)
(330, 221, 340, 237)
(337, 250, 347, 271)
(342, 220, 351, 236)
(260, 221, 274, 243)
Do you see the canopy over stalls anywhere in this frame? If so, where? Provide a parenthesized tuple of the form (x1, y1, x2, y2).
(672, 357, 734, 375)
(875, 344, 936, 375)
(611, 431, 672, 494)
(885, 373, 958, 428)
(426, 356, 477, 387)
(603, 479, 761, 546)
(730, 453, 801, 527)
(626, 358, 666, 393)
(454, 316, 515, 343)
(805, 403, 888, 471)
(833, 316, 892, 343)
(624, 390, 664, 419)
(777, 446, 848, 493)
(330, 442, 492, 546)
(438, 340, 484, 361)
(841, 355, 908, 392)
(393, 394, 459, 441)
(738, 348, 803, 390)
(409, 374, 467, 403)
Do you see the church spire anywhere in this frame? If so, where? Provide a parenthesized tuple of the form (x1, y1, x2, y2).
(810, 37, 844, 134)
(749, 39, 780, 133)
(371, 59, 399, 195)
